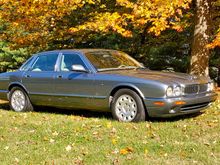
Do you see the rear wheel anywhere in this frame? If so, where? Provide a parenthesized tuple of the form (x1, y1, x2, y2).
(111, 89, 146, 122)
(9, 87, 33, 112)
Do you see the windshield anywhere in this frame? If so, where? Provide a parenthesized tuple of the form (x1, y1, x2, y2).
(85, 50, 142, 71)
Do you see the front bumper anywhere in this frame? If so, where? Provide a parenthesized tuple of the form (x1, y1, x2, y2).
(144, 92, 218, 117)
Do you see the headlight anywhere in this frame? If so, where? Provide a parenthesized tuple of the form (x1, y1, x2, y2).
(174, 86, 181, 96)
(166, 86, 182, 97)
(208, 82, 215, 91)
(166, 87, 173, 97)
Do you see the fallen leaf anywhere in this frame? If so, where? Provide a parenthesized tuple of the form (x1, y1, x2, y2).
(112, 158, 119, 165)
(132, 126, 138, 130)
(74, 156, 83, 165)
(112, 148, 119, 154)
(92, 131, 98, 136)
(120, 149, 128, 155)
(0, 136, 5, 141)
(50, 138, 55, 143)
(52, 131, 59, 136)
(144, 149, 149, 155)
(111, 128, 117, 134)
(14, 158, 19, 163)
(146, 123, 151, 129)
(66, 145, 72, 152)
(120, 147, 133, 155)
(112, 139, 117, 145)
(106, 122, 112, 128)
(4, 146, 9, 150)
(43, 137, 48, 141)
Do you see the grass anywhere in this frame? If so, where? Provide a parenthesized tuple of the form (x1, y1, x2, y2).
(0, 94, 219, 165)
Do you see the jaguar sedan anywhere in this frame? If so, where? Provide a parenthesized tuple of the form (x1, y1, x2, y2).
(0, 49, 217, 122)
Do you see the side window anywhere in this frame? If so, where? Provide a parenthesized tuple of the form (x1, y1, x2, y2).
(19, 56, 35, 71)
(61, 54, 86, 71)
(31, 54, 58, 72)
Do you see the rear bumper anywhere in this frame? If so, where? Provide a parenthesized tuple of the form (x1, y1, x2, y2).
(0, 90, 8, 100)
(144, 92, 218, 117)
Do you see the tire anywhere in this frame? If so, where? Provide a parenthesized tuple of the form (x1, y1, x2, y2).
(111, 89, 146, 122)
(9, 87, 33, 112)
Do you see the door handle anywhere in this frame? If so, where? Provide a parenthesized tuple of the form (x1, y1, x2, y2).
(25, 75, 31, 78)
(57, 75, 62, 78)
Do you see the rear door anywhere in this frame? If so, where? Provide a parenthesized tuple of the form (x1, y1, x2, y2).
(22, 52, 59, 106)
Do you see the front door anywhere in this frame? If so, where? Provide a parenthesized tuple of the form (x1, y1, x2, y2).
(53, 53, 95, 109)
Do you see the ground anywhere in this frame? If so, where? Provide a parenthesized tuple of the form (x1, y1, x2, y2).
(0, 94, 219, 165)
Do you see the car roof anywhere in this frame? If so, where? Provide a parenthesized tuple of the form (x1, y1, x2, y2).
(36, 49, 118, 56)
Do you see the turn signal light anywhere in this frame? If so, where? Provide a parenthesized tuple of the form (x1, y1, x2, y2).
(154, 101, 165, 106)
(175, 101, 186, 105)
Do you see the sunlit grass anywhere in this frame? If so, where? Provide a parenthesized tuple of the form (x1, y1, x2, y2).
(0, 94, 219, 164)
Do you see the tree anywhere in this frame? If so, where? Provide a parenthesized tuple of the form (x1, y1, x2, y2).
(189, 0, 211, 76)
(0, 42, 29, 72)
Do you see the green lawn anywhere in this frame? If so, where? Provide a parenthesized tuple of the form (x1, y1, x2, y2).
(0, 95, 219, 165)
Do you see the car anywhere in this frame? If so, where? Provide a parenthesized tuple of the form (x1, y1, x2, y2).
(0, 49, 217, 122)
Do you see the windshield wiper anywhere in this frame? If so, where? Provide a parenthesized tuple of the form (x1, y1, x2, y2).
(118, 65, 137, 69)
(98, 66, 146, 72)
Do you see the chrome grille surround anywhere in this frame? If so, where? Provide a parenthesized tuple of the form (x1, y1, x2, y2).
(184, 84, 208, 95)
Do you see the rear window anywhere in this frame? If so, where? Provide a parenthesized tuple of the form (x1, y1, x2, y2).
(31, 54, 58, 72)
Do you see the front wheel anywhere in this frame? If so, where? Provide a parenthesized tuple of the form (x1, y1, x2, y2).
(111, 89, 146, 122)
(9, 87, 33, 112)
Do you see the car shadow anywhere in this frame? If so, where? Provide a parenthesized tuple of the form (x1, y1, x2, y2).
(0, 100, 203, 122)
(0, 100, 10, 110)
(148, 112, 203, 122)
(34, 106, 113, 120)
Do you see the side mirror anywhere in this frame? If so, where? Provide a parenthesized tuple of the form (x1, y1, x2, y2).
(71, 64, 88, 73)
(140, 63, 145, 67)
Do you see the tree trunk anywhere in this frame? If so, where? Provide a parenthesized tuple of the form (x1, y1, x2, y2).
(190, 0, 211, 76)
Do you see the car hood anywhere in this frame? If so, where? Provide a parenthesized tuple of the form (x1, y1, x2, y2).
(100, 69, 209, 85)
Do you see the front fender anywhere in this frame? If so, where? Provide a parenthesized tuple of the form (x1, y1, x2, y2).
(109, 83, 145, 99)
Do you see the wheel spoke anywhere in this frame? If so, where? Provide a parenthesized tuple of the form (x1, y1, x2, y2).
(11, 90, 26, 112)
(115, 94, 137, 122)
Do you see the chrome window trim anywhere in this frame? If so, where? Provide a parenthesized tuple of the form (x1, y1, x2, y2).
(19, 55, 37, 71)
(58, 51, 94, 73)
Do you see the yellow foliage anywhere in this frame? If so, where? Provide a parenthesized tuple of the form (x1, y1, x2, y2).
(207, 32, 220, 48)
(0, 0, 193, 48)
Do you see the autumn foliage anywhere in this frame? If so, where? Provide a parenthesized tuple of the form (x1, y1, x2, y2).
(0, 0, 192, 50)
(207, 0, 220, 49)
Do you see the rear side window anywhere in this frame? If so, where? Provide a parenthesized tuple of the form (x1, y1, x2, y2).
(31, 54, 58, 72)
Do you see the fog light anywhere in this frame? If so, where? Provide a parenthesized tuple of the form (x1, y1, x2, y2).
(169, 109, 176, 114)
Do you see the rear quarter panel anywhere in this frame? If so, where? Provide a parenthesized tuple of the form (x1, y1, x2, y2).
(0, 71, 23, 100)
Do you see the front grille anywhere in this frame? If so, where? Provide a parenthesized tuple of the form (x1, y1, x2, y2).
(184, 85, 199, 94)
(184, 84, 208, 94)
(199, 84, 208, 93)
